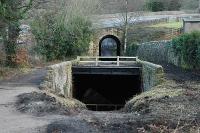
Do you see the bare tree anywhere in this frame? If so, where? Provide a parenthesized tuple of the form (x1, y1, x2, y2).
(199, 0, 200, 13)
(117, 0, 144, 54)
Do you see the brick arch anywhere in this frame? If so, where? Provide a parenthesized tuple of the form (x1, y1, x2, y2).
(89, 27, 123, 56)
(99, 35, 121, 56)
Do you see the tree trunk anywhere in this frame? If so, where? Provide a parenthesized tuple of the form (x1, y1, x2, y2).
(5, 22, 20, 66)
(199, 0, 200, 13)
(123, 0, 128, 54)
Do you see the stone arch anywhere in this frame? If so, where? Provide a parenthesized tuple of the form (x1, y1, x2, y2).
(88, 27, 123, 56)
(99, 35, 121, 56)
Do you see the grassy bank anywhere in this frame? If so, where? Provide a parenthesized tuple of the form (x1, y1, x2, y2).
(148, 21, 183, 29)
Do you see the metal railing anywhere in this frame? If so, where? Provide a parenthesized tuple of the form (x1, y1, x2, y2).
(77, 56, 138, 66)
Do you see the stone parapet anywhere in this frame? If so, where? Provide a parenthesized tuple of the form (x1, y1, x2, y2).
(40, 61, 73, 98)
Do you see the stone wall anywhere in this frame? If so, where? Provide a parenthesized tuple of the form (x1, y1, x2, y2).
(40, 58, 164, 98)
(137, 40, 180, 66)
(139, 60, 164, 91)
(40, 61, 74, 98)
(90, 27, 123, 56)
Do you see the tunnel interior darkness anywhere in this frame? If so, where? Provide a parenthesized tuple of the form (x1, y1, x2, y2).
(73, 74, 142, 111)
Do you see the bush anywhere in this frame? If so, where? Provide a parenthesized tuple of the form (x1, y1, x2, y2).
(146, 0, 181, 11)
(31, 12, 92, 61)
(146, 1, 164, 12)
(126, 43, 139, 56)
(12, 48, 29, 68)
(172, 31, 200, 69)
(181, 0, 199, 10)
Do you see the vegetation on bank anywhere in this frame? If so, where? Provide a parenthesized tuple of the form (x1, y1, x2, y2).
(126, 20, 183, 46)
(0, 0, 98, 67)
(125, 80, 184, 112)
(0, 0, 33, 67)
(126, 43, 139, 56)
(0, 67, 31, 80)
(126, 31, 200, 70)
(125, 22, 182, 57)
(31, 14, 92, 61)
(145, 0, 199, 12)
(146, 0, 181, 12)
(172, 31, 200, 69)
(148, 21, 183, 29)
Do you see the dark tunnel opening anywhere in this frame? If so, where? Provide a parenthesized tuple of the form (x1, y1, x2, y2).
(73, 74, 142, 111)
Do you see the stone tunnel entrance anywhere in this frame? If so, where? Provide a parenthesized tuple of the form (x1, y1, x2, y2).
(99, 35, 121, 57)
(72, 67, 142, 111)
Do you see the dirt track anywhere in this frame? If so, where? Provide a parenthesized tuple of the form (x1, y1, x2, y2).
(0, 64, 199, 133)
(0, 69, 61, 133)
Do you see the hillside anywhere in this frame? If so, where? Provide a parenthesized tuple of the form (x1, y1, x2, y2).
(29, 0, 145, 15)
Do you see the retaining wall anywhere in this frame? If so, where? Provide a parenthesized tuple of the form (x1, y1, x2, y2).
(40, 61, 74, 98)
(139, 60, 164, 91)
(40, 59, 164, 98)
(137, 40, 180, 66)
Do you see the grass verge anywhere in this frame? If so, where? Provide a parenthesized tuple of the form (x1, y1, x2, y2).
(148, 21, 183, 29)
(0, 67, 31, 80)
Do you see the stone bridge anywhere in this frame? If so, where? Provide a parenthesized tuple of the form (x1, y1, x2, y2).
(89, 27, 124, 56)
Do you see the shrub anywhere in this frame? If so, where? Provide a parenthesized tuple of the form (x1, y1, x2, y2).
(181, 0, 199, 10)
(146, 0, 181, 11)
(126, 43, 139, 56)
(172, 31, 200, 69)
(146, 1, 164, 12)
(13, 48, 29, 68)
(31, 12, 92, 61)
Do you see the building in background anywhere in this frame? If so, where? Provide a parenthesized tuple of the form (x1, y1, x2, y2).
(183, 19, 200, 33)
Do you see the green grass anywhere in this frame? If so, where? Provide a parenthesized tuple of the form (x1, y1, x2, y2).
(148, 21, 183, 29)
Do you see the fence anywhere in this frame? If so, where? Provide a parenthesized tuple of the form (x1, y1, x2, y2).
(77, 56, 138, 66)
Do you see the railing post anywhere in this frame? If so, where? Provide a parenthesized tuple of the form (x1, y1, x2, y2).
(117, 56, 120, 66)
(136, 56, 138, 62)
(77, 56, 80, 65)
(77, 56, 80, 61)
(95, 57, 98, 66)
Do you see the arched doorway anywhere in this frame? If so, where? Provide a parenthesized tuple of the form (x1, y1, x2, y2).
(99, 35, 121, 56)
